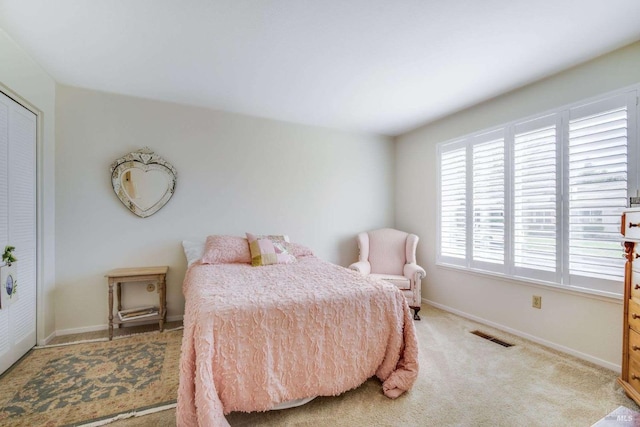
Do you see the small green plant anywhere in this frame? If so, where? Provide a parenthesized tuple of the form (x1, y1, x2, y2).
(2, 245, 17, 265)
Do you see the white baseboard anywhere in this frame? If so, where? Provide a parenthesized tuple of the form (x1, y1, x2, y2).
(39, 330, 57, 346)
(54, 314, 184, 337)
(423, 298, 621, 373)
(56, 324, 107, 337)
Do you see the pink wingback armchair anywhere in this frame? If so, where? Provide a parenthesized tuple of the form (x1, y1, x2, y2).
(349, 228, 425, 320)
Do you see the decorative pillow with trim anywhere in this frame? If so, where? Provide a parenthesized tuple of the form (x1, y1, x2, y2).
(257, 234, 290, 243)
(246, 232, 296, 266)
(200, 235, 251, 264)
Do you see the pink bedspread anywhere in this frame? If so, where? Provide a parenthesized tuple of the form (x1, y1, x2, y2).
(176, 256, 419, 427)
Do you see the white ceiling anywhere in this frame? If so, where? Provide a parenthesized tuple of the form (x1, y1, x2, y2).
(1, 1, 639, 136)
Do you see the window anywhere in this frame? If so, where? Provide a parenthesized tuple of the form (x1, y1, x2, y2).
(437, 89, 638, 296)
(439, 144, 466, 260)
(567, 98, 629, 285)
(472, 132, 504, 268)
(513, 115, 558, 282)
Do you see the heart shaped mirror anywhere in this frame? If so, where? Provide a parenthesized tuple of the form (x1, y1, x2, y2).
(110, 148, 177, 218)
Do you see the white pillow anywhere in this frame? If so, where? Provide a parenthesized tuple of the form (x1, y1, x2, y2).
(182, 239, 205, 267)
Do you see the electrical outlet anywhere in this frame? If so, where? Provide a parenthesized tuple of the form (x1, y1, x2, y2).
(146, 283, 156, 292)
(532, 295, 542, 309)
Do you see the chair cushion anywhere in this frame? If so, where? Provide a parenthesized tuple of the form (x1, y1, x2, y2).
(370, 273, 411, 290)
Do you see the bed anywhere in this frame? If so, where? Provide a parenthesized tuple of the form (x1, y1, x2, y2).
(176, 237, 419, 427)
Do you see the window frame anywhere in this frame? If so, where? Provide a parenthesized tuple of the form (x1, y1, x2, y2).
(436, 84, 640, 299)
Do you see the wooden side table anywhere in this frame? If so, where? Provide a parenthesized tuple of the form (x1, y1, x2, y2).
(105, 266, 169, 340)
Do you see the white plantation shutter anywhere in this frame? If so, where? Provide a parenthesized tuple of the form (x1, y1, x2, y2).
(568, 95, 630, 284)
(472, 132, 504, 267)
(513, 116, 558, 280)
(436, 87, 638, 296)
(439, 144, 466, 261)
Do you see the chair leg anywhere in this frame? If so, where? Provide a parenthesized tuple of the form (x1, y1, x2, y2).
(412, 306, 421, 321)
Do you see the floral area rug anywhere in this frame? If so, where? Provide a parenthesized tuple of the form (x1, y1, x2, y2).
(0, 330, 181, 426)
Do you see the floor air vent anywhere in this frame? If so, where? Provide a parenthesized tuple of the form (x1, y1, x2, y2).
(470, 330, 514, 347)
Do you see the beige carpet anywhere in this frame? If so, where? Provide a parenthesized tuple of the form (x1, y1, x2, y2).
(11, 307, 639, 426)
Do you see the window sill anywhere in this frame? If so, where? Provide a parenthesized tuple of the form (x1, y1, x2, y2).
(435, 262, 623, 304)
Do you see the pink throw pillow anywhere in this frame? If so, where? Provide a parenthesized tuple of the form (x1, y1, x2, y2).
(246, 233, 296, 266)
(283, 242, 314, 258)
(200, 235, 251, 264)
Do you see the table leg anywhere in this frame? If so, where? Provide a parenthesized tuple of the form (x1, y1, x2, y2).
(159, 276, 166, 332)
(108, 280, 114, 340)
(116, 283, 122, 329)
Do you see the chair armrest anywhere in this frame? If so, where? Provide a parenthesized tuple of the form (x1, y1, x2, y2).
(404, 263, 425, 280)
(349, 261, 371, 275)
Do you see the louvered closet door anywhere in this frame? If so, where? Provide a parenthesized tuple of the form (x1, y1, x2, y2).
(0, 91, 37, 375)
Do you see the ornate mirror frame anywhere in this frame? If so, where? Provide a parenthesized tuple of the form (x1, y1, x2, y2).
(110, 147, 177, 218)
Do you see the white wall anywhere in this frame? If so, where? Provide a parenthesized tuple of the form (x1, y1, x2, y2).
(55, 85, 394, 333)
(395, 41, 640, 369)
(0, 29, 56, 343)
